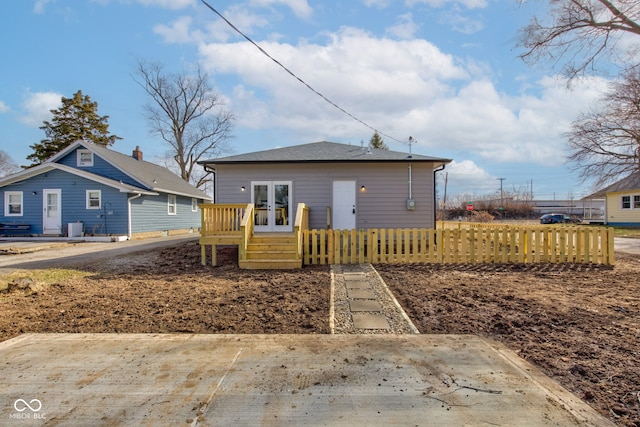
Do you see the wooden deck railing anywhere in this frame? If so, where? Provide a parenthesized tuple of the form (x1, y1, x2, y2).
(239, 203, 255, 262)
(302, 225, 614, 266)
(200, 203, 247, 236)
(294, 203, 310, 260)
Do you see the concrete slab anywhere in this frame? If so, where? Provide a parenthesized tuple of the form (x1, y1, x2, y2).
(0, 334, 613, 426)
(349, 300, 383, 312)
(352, 314, 391, 329)
(346, 289, 377, 299)
(343, 272, 366, 280)
(344, 280, 371, 290)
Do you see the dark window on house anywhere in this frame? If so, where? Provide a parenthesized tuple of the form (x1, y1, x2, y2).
(633, 195, 640, 209)
(86, 190, 101, 209)
(77, 149, 94, 167)
(5, 191, 23, 216)
(168, 194, 177, 215)
(621, 196, 631, 209)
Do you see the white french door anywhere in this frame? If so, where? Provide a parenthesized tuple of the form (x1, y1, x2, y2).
(43, 189, 62, 234)
(252, 181, 292, 232)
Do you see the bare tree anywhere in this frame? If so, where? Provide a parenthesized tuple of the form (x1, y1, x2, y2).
(0, 150, 18, 177)
(518, 0, 640, 79)
(567, 68, 640, 186)
(135, 61, 234, 189)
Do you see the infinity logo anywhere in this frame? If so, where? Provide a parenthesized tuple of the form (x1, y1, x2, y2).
(14, 399, 42, 412)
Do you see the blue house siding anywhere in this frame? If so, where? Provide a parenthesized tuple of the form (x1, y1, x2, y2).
(130, 194, 201, 233)
(1, 169, 130, 235)
(58, 147, 146, 188)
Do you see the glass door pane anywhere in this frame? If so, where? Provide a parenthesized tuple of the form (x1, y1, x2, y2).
(253, 184, 269, 227)
(274, 183, 289, 226)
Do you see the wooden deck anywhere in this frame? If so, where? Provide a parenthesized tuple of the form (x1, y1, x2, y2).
(199, 203, 309, 269)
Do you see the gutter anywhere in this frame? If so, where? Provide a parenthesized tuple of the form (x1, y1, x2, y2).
(433, 164, 446, 228)
(127, 193, 143, 240)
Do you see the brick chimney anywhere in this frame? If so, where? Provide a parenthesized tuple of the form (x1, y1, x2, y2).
(132, 146, 143, 161)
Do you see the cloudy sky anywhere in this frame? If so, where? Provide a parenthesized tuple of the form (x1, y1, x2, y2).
(1, 0, 610, 200)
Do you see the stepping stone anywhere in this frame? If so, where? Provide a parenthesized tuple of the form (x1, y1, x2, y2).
(352, 313, 390, 329)
(349, 300, 382, 312)
(343, 272, 366, 280)
(347, 289, 376, 299)
(345, 280, 371, 290)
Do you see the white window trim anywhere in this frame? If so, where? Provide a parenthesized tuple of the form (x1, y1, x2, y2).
(621, 195, 634, 210)
(86, 190, 101, 209)
(191, 198, 198, 212)
(4, 191, 23, 216)
(77, 149, 94, 167)
(168, 194, 177, 215)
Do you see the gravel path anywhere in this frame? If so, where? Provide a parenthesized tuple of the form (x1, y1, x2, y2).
(331, 263, 419, 334)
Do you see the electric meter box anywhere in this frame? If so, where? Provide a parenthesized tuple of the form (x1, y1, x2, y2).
(406, 199, 416, 210)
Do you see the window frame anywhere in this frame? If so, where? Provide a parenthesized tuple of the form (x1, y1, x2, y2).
(191, 198, 198, 212)
(86, 190, 101, 210)
(168, 194, 177, 215)
(4, 191, 23, 216)
(77, 149, 94, 167)
(622, 195, 632, 209)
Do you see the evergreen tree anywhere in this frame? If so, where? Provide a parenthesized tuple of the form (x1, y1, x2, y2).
(369, 131, 388, 150)
(27, 90, 121, 166)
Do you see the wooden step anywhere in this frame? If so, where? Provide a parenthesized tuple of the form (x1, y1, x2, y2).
(239, 258, 302, 269)
(244, 250, 298, 260)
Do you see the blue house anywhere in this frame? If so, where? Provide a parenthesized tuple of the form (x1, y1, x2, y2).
(0, 141, 209, 239)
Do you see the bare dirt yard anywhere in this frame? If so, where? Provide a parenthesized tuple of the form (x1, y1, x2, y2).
(0, 240, 638, 426)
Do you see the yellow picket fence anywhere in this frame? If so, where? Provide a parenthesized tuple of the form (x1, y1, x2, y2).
(302, 225, 614, 266)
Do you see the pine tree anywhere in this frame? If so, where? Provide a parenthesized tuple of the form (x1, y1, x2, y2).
(369, 131, 388, 150)
(27, 90, 121, 166)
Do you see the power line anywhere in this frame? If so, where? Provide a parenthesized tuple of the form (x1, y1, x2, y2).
(200, 0, 408, 145)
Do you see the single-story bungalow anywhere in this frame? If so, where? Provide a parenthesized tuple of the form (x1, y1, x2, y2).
(198, 140, 451, 231)
(587, 171, 640, 227)
(0, 140, 209, 239)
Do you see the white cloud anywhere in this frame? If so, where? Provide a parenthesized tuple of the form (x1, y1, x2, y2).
(439, 6, 484, 34)
(385, 13, 419, 40)
(154, 16, 201, 43)
(33, 0, 53, 14)
(249, 0, 313, 19)
(0, 101, 9, 114)
(197, 23, 610, 174)
(19, 91, 62, 127)
(407, 0, 487, 9)
(136, 0, 195, 10)
(445, 159, 497, 193)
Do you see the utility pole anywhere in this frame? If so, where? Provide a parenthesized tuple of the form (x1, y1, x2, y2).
(497, 177, 506, 219)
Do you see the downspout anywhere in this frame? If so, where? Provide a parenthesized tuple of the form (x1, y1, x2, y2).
(433, 164, 446, 229)
(204, 165, 216, 202)
(127, 193, 142, 240)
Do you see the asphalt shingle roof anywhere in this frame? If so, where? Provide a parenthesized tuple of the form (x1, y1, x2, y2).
(587, 171, 640, 198)
(199, 141, 451, 165)
(51, 141, 209, 199)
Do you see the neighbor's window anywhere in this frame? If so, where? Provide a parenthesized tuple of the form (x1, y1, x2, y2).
(86, 190, 101, 209)
(191, 198, 198, 212)
(168, 194, 177, 215)
(634, 195, 640, 209)
(5, 191, 23, 216)
(621, 195, 631, 209)
(77, 149, 94, 167)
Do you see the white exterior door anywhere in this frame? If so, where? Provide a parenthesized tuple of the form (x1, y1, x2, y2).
(252, 181, 292, 232)
(333, 180, 356, 230)
(43, 189, 62, 234)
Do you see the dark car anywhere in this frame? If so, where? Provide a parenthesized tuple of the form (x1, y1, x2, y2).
(540, 213, 574, 224)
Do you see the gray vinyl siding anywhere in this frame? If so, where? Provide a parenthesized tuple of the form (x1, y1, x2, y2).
(130, 194, 201, 233)
(215, 162, 437, 229)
